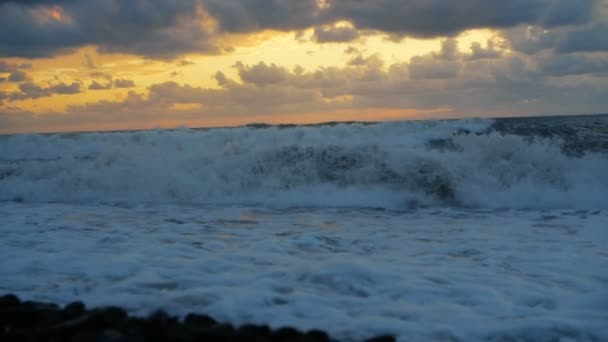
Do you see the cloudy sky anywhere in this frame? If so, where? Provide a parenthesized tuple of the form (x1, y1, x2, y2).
(1, 0, 607, 133)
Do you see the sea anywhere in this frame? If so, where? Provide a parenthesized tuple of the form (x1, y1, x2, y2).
(1, 114, 607, 341)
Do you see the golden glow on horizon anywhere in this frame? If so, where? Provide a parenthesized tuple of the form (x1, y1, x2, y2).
(0, 107, 449, 135)
(0, 28, 505, 132)
(171, 103, 204, 111)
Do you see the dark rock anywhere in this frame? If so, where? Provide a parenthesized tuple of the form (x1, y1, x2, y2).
(238, 323, 271, 339)
(63, 301, 86, 320)
(71, 330, 99, 342)
(0, 294, 20, 307)
(270, 327, 303, 341)
(306, 329, 331, 342)
(365, 335, 396, 342)
(0, 294, 395, 342)
(184, 313, 216, 327)
(148, 309, 176, 328)
(23, 300, 60, 312)
(99, 329, 126, 342)
(196, 323, 237, 342)
(96, 306, 128, 327)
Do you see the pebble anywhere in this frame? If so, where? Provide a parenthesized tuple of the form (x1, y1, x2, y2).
(0, 293, 396, 341)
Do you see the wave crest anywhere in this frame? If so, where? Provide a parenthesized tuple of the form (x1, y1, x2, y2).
(1, 118, 607, 209)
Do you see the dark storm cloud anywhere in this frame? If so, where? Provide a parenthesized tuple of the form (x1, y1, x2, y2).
(202, 0, 322, 32)
(313, 25, 360, 43)
(538, 54, 608, 77)
(0, 0, 217, 59)
(556, 21, 608, 53)
(0, 2, 84, 58)
(203, 0, 599, 36)
(503, 20, 608, 56)
(502, 27, 557, 55)
(324, 0, 597, 37)
(1, 0, 603, 59)
(540, 0, 598, 26)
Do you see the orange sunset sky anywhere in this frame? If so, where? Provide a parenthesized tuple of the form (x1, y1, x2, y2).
(1, 0, 607, 134)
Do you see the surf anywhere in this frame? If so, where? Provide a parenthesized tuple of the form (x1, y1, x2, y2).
(1, 116, 607, 209)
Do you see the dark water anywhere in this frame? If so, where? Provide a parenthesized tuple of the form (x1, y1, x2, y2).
(489, 114, 608, 155)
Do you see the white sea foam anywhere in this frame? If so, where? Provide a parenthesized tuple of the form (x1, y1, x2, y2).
(1, 203, 606, 341)
(1, 118, 607, 209)
(1, 118, 606, 341)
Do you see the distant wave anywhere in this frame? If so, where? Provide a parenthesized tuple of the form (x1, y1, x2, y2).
(1, 116, 607, 209)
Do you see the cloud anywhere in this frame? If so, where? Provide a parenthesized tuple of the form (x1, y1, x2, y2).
(344, 46, 360, 55)
(555, 21, 608, 53)
(114, 78, 136, 88)
(4, 48, 608, 134)
(87, 77, 135, 90)
(538, 53, 608, 77)
(436, 39, 460, 60)
(407, 40, 463, 79)
(0, 61, 11, 72)
(503, 20, 608, 55)
(211, 54, 606, 117)
(8, 81, 81, 100)
(409, 57, 461, 80)
(235, 62, 291, 87)
(468, 40, 503, 60)
(346, 54, 384, 70)
(0, 61, 30, 82)
(541, 0, 598, 27)
(88, 80, 111, 90)
(84, 53, 96, 69)
(204, 0, 600, 37)
(2, 0, 608, 134)
(202, 0, 323, 32)
(313, 25, 360, 43)
(0, 0, 218, 59)
(501, 26, 558, 54)
(178, 60, 195, 67)
(8, 70, 28, 82)
(325, 0, 598, 37)
(1, 0, 603, 60)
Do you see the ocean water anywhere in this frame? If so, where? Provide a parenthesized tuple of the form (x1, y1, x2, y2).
(1, 115, 607, 341)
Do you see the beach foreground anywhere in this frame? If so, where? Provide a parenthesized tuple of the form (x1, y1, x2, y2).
(1, 203, 606, 341)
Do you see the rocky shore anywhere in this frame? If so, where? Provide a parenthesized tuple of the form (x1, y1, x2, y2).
(0, 294, 395, 342)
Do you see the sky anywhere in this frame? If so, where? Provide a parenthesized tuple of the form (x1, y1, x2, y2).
(1, 0, 607, 133)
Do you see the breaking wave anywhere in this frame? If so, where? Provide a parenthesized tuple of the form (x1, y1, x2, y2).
(1, 117, 607, 209)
